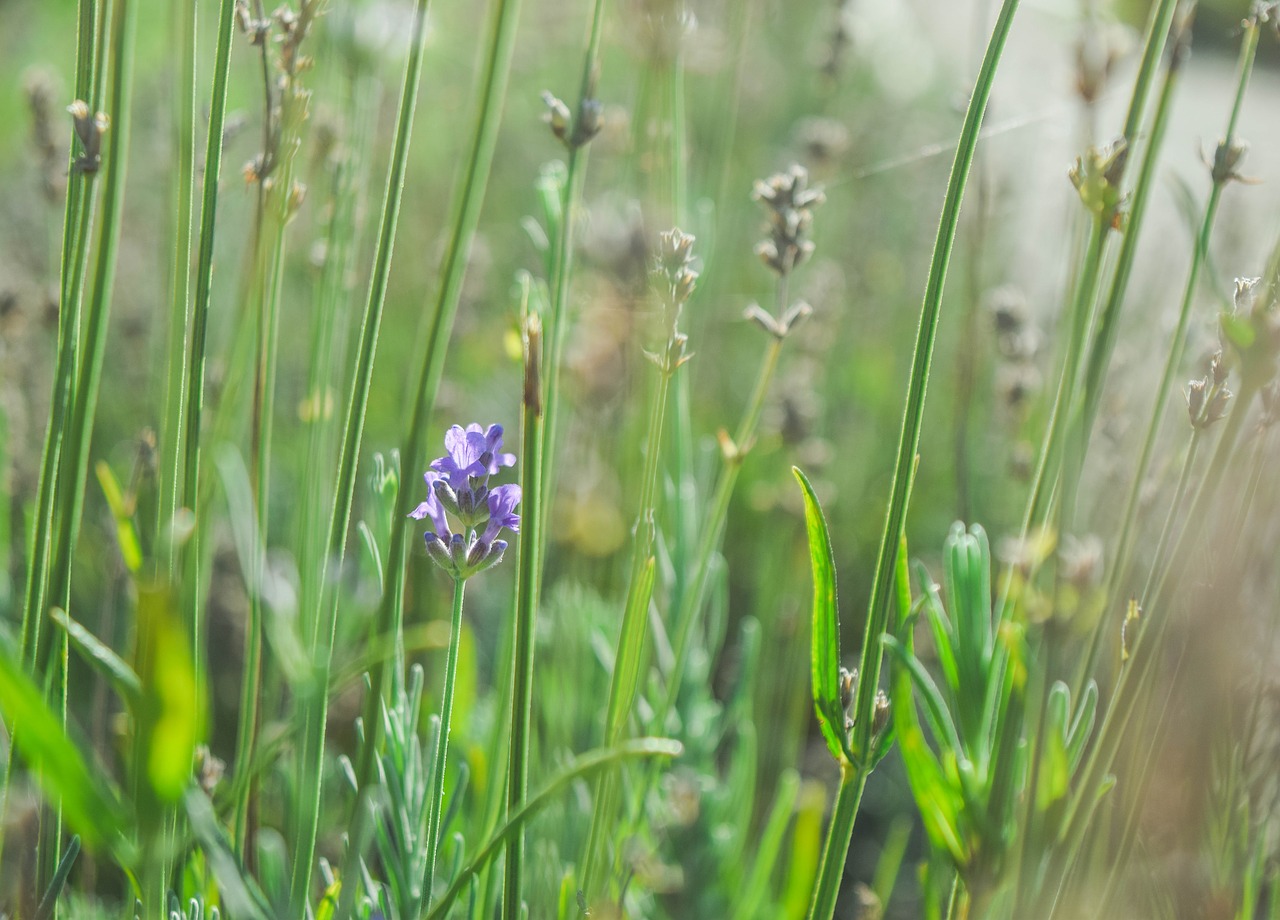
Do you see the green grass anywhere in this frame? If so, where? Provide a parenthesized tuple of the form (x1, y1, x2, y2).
(2, 1, 1280, 918)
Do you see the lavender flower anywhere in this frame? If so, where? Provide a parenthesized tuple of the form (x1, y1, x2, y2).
(412, 424, 521, 580)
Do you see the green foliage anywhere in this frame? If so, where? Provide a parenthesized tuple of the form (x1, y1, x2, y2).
(4, 0, 1280, 918)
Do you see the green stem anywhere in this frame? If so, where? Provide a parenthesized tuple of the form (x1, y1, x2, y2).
(505, 298, 545, 918)
(658, 334, 782, 722)
(581, 362, 673, 899)
(1138, 429, 1200, 606)
(159, 0, 197, 576)
(806, 764, 867, 920)
(179, 0, 237, 669)
(853, 0, 1020, 761)
(1076, 14, 1259, 694)
(1020, 217, 1106, 536)
(426, 739, 682, 920)
(423, 578, 467, 910)
(291, 1, 433, 910)
(46, 0, 137, 635)
(1052, 380, 1258, 910)
(18, 0, 103, 675)
(1075, 22, 1187, 449)
(347, 0, 522, 815)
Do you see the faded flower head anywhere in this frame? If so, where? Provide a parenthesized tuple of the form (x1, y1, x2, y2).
(411, 423, 520, 580)
(753, 164, 824, 277)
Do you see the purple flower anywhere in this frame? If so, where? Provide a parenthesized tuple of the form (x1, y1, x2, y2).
(481, 484, 522, 545)
(430, 424, 516, 489)
(412, 423, 521, 580)
(408, 471, 451, 537)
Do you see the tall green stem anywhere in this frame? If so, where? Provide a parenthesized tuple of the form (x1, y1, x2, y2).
(852, 0, 1019, 761)
(347, 0, 523, 806)
(18, 0, 104, 675)
(581, 361, 673, 899)
(658, 334, 782, 723)
(160, 0, 197, 575)
(179, 0, 237, 667)
(806, 764, 867, 920)
(1076, 15, 1260, 695)
(290, 0, 433, 909)
(807, 5, 1021, 917)
(423, 578, 467, 909)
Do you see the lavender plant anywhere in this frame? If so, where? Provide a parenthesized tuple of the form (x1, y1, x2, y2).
(6, 0, 1280, 919)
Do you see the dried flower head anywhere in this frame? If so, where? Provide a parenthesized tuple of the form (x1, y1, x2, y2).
(67, 100, 109, 174)
(753, 164, 824, 277)
(647, 228, 698, 371)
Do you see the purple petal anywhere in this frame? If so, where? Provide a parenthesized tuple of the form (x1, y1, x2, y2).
(481, 484, 521, 543)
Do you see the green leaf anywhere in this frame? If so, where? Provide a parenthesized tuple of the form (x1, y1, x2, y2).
(51, 609, 142, 708)
(917, 562, 959, 699)
(792, 466, 847, 764)
(136, 580, 203, 803)
(1066, 680, 1098, 774)
(0, 642, 125, 850)
(426, 738, 682, 919)
(184, 788, 272, 919)
(605, 557, 655, 743)
(882, 636, 963, 758)
(34, 835, 81, 920)
(1037, 682, 1072, 811)
(94, 460, 143, 572)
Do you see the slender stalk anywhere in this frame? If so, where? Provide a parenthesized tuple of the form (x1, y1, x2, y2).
(1017, 0, 1177, 544)
(507, 2, 606, 907)
(657, 334, 782, 722)
(1020, 217, 1106, 535)
(47, 0, 137, 632)
(290, 0, 432, 909)
(179, 0, 237, 665)
(329, 0, 524, 904)
(1051, 380, 1258, 911)
(1139, 429, 1201, 605)
(505, 300, 544, 917)
(807, 6, 1022, 917)
(850, 0, 1020, 763)
(581, 360, 674, 898)
(806, 764, 867, 920)
(423, 578, 467, 909)
(1075, 21, 1187, 447)
(159, 0, 197, 575)
(18, 0, 104, 675)
(1075, 14, 1260, 694)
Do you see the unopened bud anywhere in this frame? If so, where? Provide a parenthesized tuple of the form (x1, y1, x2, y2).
(541, 91, 571, 144)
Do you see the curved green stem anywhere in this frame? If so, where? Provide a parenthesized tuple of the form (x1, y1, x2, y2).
(581, 361, 672, 899)
(853, 0, 1020, 760)
(427, 739, 682, 920)
(658, 334, 782, 723)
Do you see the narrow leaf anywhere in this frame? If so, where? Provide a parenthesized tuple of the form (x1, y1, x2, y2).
(95, 460, 143, 572)
(52, 608, 142, 708)
(0, 644, 124, 850)
(793, 466, 847, 764)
